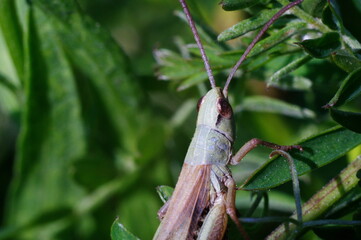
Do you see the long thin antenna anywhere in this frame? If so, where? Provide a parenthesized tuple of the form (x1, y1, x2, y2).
(179, 0, 217, 89)
(223, 0, 304, 97)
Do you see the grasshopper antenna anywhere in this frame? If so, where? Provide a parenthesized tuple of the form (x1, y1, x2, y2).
(179, 0, 217, 89)
(223, 0, 304, 97)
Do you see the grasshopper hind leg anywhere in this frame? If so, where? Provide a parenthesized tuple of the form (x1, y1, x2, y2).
(224, 177, 250, 240)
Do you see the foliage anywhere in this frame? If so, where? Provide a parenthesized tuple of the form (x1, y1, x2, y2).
(0, 0, 360, 240)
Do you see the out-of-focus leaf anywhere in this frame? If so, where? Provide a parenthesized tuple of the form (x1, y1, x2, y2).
(218, 8, 280, 42)
(243, 126, 361, 190)
(156, 185, 174, 203)
(239, 96, 315, 119)
(302, 0, 327, 17)
(0, 0, 24, 80)
(154, 49, 204, 80)
(0, 72, 17, 95)
(331, 50, 361, 73)
(297, 32, 341, 58)
(6, 6, 86, 230)
(111, 218, 140, 240)
(324, 67, 361, 108)
(325, 187, 361, 219)
(268, 157, 361, 240)
(269, 75, 312, 90)
(268, 54, 312, 89)
(175, 11, 221, 50)
(220, 0, 262, 11)
(177, 71, 210, 91)
(330, 108, 361, 134)
(187, 45, 235, 66)
(248, 21, 307, 58)
(322, 3, 338, 30)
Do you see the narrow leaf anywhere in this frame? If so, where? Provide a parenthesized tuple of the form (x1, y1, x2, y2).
(268, 54, 312, 89)
(330, 108, 361, 134)
(321, 3, 338, 30)
(248, 21, 307, 58)
(331, 50, 361, 73)
(325, 67, 361, 108)
(111, 218, 140, 240)
(240, 96, 315, 119)
(297, 32, 341, 58)
(218, 8, 280, 42)
(242, 126, 361, 190)
(220, 0, 262, 11)
(302, 0, 327, 17)
(0, 0, 24, 80)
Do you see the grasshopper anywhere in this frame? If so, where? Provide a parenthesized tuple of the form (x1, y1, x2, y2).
(154, 0, 304, 239)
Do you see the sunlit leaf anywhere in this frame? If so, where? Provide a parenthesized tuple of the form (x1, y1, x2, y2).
(218, 8, 280, 42)
(248, 21, 307, 58)
(243, 126, 361, 190)
(111, 218, 140, 240)
(240, 96, 315, 119)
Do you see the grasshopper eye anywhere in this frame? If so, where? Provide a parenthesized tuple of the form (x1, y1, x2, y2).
(197, 96, 205, 112)
(217, 98, 232, 118)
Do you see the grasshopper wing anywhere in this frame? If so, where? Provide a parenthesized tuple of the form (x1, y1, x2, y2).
(154, 163, 211, 240)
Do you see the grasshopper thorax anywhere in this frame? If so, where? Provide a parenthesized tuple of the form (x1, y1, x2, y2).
(196, 87, 235, 142)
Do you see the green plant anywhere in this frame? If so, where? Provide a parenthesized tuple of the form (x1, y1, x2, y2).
(0, 0, 360, 240)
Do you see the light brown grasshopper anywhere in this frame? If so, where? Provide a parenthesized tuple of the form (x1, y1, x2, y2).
(154, 1, 304, 239)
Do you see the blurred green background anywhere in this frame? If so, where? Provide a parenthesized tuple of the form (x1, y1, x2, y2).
(1, 0, 361, 239)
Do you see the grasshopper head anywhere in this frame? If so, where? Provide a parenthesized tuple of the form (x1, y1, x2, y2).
(196, 87, 235, 141)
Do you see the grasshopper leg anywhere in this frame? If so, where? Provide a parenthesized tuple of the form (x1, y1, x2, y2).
(157, 198, 170, 220)
(224, 177, 250, 240)
(230, 138, 303, 165)
(197, 195, 228, 240)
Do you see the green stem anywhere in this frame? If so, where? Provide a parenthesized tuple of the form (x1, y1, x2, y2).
(266, 156, 361, 240)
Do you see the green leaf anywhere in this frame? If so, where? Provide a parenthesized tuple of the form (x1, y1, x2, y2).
(268, 54, 312, 90)
(111, 218, 140, 240)
(6, 6, 86, 229)
(302, 0, 326, 17)
(177, 71, 210, 91)
(297, 32, 341, 58)
(156, 185, 174, 203)
(220, 0, 262, 11)
(154, 49, 204, 81)
(0, 0, 24, 80)
(218, 8, 280, 42)
(330, 108, 361, 134)
(242, 126, 361, 190)
(325, 67, 361, 108)
(240, 96, 315, 119)
(248, 21, 307, 58)
(322, 3, 338, 30)
(268, 157, 361, 239)
(331, 50, 361, 73)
